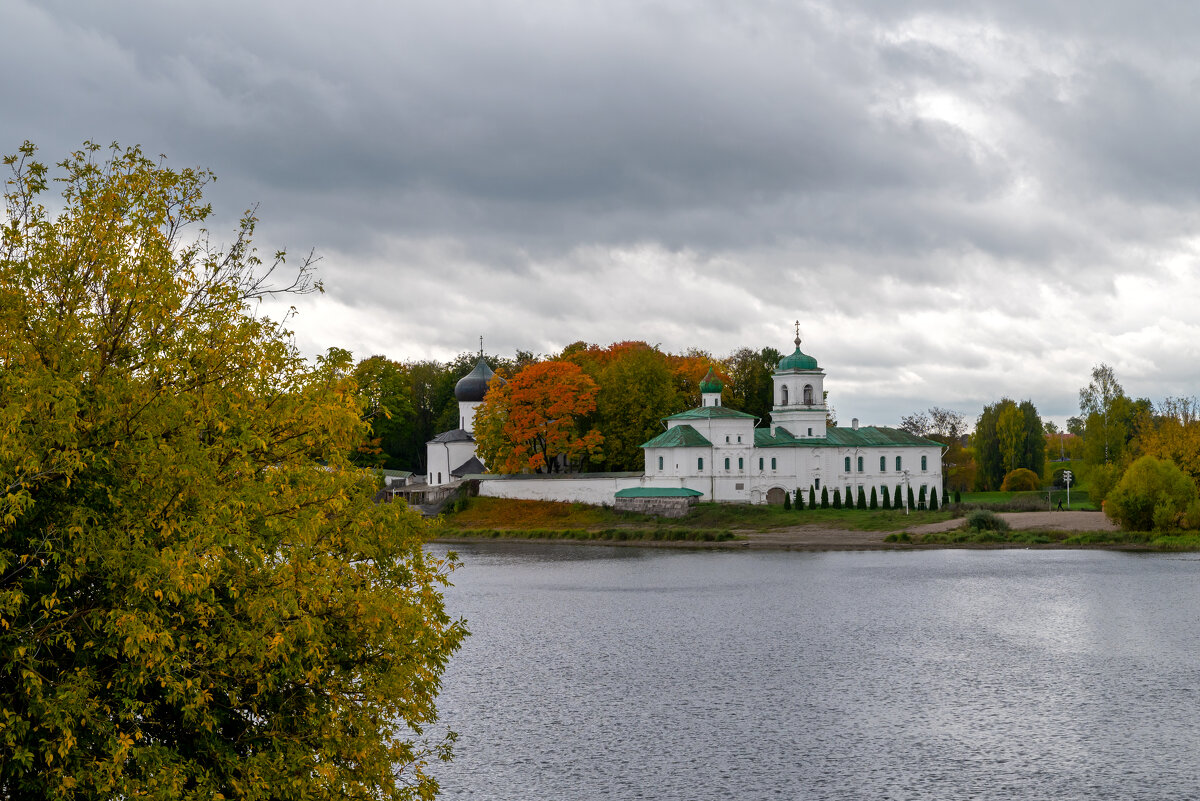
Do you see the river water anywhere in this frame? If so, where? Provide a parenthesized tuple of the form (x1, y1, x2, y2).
(430, 544, 1200, 800)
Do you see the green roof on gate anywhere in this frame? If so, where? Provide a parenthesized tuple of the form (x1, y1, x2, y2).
(754, 425, 943, 448)
(640, 424, 712, 449)
(614, 487, 704, 498)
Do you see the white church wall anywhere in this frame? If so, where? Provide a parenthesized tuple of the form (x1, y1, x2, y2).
(427, 440, 477, 486)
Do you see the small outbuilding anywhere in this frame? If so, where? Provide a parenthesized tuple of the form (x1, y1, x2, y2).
(614, 487, 704, 518)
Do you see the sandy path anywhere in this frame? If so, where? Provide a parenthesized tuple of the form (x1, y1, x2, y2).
(738, 510, 1115, 549)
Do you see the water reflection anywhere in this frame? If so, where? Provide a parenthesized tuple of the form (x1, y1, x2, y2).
(432, 545, 1200, 801)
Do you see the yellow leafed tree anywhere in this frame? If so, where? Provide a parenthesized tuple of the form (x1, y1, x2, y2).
(0, 142, 465, 800)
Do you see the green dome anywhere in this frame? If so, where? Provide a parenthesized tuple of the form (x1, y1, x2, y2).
(698, 367, 724, 393)
(777, 346, 819, 371)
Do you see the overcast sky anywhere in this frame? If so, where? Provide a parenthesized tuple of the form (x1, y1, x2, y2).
(5, 0, 1199, 428)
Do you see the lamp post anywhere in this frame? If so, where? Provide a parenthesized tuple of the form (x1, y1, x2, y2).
(1064, 470, 1073, 510)
(901, 469, 912, 515)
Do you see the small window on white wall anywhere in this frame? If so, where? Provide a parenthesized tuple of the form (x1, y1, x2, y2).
(782, 386, 789, 405)
(922, 455, 928, 471)
(698, 457, 704, 471)
(880, 456, 886, 472)
(658, 456, 664, 470)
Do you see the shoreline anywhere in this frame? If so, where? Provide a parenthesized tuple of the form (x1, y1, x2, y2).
(434, 510, 1174, 552)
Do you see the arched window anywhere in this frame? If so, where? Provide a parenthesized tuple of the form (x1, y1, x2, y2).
(782, 385, 789, 405)
(738, 457, 744, 469)
(895, 456, 902, 471)
(771, 458, 777, 470)
(437, 472, 442, 484)
(880, 456, 886, 472)
(698, 457, 704, 471)
(921, 455, 928, 471)
(857, 456, 864, 473)
(758, 458, 764, 470)
(803, 384, 814, 404)
(724, 457, 730, 470)
(658, 456, 664, 470)
(845, 456, 851, 472)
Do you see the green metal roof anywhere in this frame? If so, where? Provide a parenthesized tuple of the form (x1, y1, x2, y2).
(698, 367, 724, 394)
(664, 406, 757, 422)
(777, 345, 819, 372)
(641, 424, 713, 449)
(614, 487, 704, 498)
(754, 425, 943, 448)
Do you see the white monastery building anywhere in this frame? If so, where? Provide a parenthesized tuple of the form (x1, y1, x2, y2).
(461, 330, 946, 507)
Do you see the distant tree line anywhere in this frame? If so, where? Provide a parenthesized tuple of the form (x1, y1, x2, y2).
(345, 341, 787, 474)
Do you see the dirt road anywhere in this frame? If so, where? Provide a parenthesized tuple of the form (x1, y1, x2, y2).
(738, 510, 1116, 550)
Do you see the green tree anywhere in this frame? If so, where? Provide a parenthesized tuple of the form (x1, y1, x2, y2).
(1083, 394, 1152, 469)
(974, 399, 1045, 490)
(907, 485, 916, 510)
(0, 143, 465, 799)
(1079, 363, 1123, 465)
(809, 486, 817, 508)
(929, 488, 939, 510)
(594, 345, 680, 471)
(794, 488, 804, 510)
(1106, 455, 1198, 531)
(724, 347, 779, 424)
(783, 489, 792, 510)
(917, 485, 927, 510)
(820, 486, 829, 508)
(869, 486, 878, 509)
(351, 355, 417, 469)
(857, 486, 867, 509)
(881, 484, 891, 509)
(1001, 468, 1041, 491)
(832, 488, 842, 509)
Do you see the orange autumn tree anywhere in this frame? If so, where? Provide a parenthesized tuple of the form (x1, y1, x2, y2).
(474, 360, 604, 473)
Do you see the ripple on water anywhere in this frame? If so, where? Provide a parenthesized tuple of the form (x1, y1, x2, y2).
(430, 546, 1200, 801)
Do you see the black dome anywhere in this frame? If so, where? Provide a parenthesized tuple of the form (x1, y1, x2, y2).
(454, 357, 502, 402)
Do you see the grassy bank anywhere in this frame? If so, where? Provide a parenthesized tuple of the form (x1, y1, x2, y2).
(436, 526, 740, 543)
(438, 496, 954, 535)
(957, 490, 1095, 511)
(885, 528, 1200, 549)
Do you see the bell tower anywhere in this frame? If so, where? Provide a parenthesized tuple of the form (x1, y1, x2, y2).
(770, 322, 827, 438)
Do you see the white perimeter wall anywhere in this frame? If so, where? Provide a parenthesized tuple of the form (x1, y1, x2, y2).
(479, 475, 646, 505)
(479, 475, 716, 504)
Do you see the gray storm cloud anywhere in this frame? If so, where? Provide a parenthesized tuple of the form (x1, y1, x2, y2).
(4, 0, 1199, 425)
